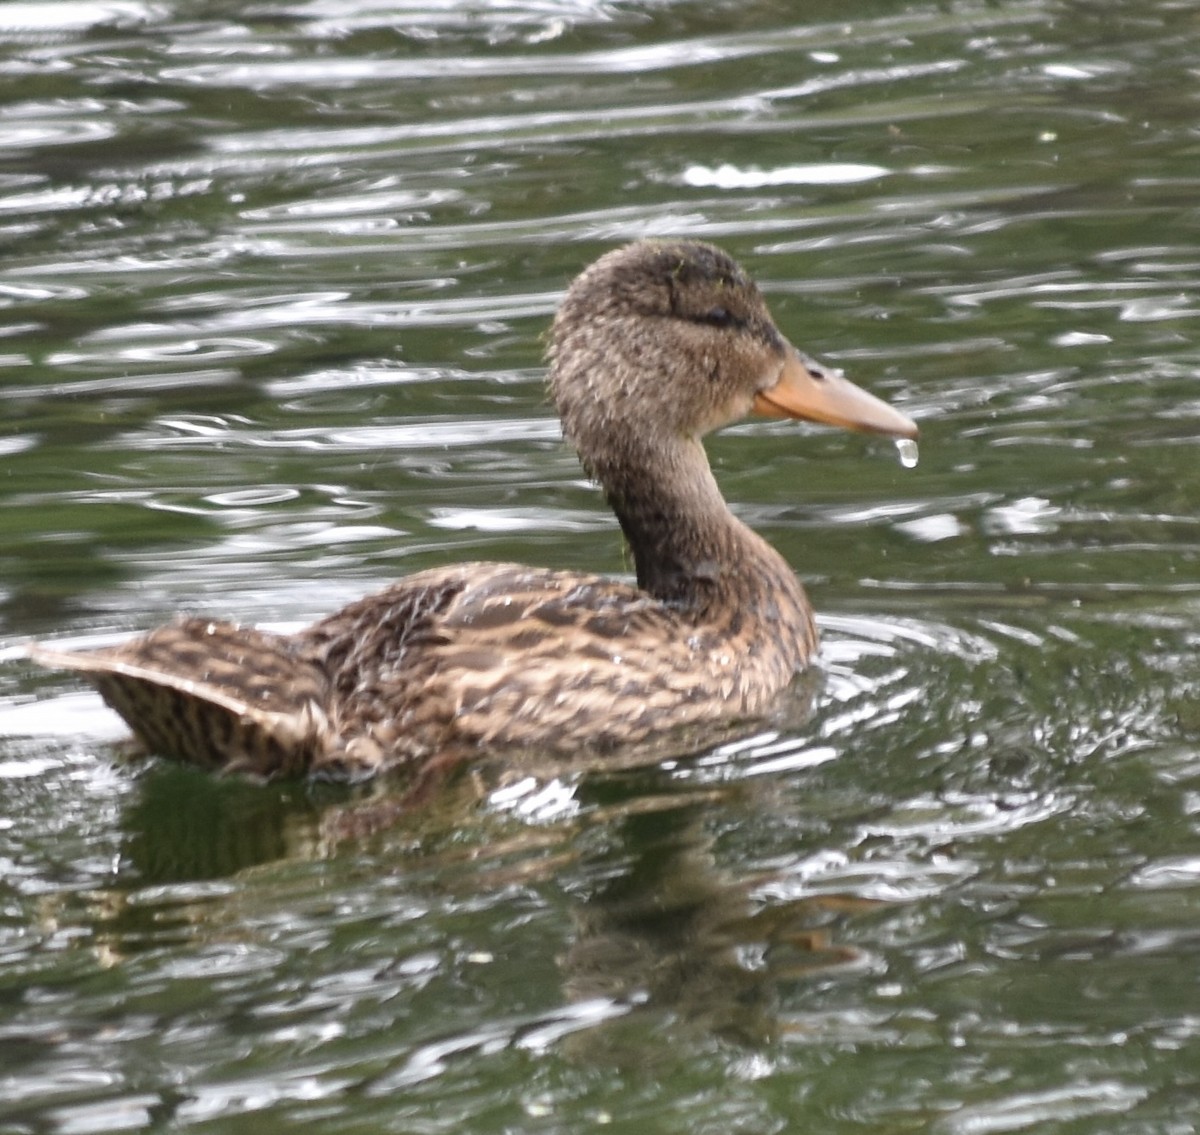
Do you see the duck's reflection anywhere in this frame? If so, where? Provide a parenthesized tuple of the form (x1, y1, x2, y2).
(102, 718, 870, 1044)
(555, 788, 869, 1047)
(119, 764, 324, 883)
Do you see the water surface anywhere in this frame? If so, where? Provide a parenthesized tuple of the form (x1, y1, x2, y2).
(2, 1, 1200, 1131)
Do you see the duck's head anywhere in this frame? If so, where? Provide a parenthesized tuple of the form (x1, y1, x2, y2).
(548, 239, 916, 481)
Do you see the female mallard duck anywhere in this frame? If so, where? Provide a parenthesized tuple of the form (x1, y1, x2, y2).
(30, 240, 917, 781)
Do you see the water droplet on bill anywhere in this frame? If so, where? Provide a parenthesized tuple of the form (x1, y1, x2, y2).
(895, 438, 919, 469)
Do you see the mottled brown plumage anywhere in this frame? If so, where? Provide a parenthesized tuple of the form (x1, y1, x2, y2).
(29, 240, 917, 781)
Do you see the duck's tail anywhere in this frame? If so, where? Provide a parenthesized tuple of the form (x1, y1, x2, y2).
(28, 618, 334, 778)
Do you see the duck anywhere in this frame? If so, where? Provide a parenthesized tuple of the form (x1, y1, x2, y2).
(29, 240, 917, 784)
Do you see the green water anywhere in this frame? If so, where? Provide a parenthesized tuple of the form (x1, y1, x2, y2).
(2, 1, 1199, 1131)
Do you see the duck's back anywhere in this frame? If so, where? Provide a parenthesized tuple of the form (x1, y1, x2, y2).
(301, 560, 811, 773)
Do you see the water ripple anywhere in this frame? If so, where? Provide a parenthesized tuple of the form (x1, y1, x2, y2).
(4, 0, 1200, 1129)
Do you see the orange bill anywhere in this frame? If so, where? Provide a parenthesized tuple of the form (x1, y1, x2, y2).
(754, 348, 918, 440)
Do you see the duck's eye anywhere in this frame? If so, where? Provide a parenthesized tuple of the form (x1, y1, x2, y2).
(697, 306, 737, 328)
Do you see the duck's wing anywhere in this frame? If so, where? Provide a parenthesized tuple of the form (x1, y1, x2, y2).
(298, 562, 724, 760)
(28, 619, 333, 777)
(435, 568, 722, 748)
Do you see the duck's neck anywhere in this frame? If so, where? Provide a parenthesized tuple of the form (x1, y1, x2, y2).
(596, 435, 804, 620)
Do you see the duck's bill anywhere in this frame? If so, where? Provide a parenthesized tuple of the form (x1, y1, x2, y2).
(753, 349, 918, 440)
